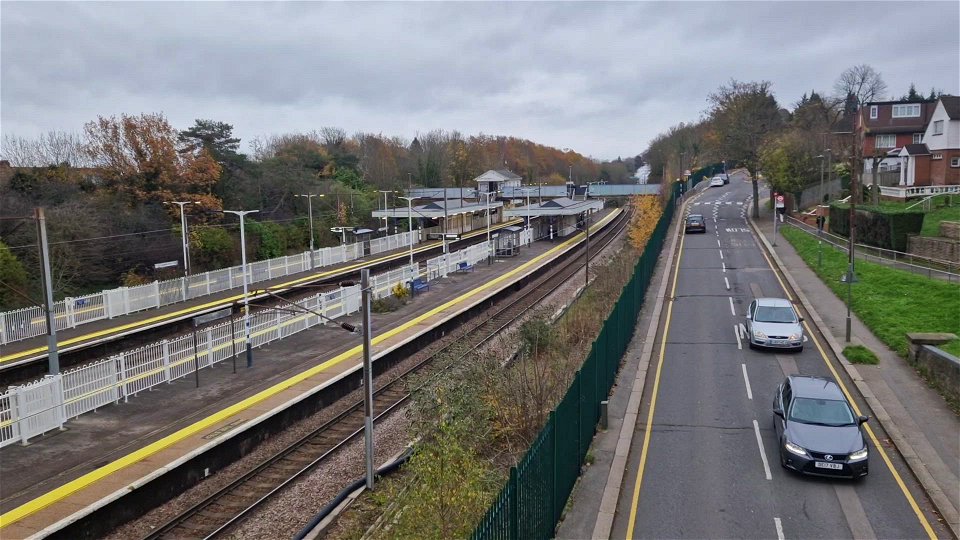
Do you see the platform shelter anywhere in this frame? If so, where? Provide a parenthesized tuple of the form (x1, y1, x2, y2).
(372, 198, 505, 240)
(504, 197, 604, 239)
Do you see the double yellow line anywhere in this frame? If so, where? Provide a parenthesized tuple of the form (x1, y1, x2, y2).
(624, 222, 935, 539)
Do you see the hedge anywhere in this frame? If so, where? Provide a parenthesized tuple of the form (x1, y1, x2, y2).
(829, 204, 925, 252)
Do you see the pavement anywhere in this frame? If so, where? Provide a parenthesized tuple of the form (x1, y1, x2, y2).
(556, 181, 959, 539)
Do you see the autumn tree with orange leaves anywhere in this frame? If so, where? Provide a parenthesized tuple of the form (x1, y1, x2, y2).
(628, 195, 663, 250)
(84, 113, 222, 216)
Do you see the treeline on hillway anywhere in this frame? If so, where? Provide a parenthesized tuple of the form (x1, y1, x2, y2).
(641, 64, 948, 219)
(0, 116, 642, 310)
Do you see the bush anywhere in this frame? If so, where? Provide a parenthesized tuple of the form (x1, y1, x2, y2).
(191, 226, 236, 270)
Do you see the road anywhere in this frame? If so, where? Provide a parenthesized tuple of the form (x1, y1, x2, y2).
(613, 175, 945, 539)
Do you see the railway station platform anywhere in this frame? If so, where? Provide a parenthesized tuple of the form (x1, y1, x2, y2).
(0, 209, 619, 539)
(0, 220, 523, 371)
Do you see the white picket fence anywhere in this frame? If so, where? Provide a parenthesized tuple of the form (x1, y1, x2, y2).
(0, 238, 487, 447)
(0, 231, 418, 346)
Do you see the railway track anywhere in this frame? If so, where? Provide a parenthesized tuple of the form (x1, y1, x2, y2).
(142, 209, 631, 540)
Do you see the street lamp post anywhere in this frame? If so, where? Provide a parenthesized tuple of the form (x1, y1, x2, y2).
(295, 193, 319, 269)
(164, 201, 200, 277)
(223, 209, 259, 368)
(815, 153, 829, 268)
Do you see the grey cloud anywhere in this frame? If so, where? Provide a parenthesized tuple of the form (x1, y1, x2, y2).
(2, 1, 958, 159)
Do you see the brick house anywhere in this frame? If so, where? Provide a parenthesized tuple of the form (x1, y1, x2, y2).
(858, 99, 937, 174)
(921, 96, 960, 185)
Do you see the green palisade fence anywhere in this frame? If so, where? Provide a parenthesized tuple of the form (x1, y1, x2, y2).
(472, 185, 679, 540)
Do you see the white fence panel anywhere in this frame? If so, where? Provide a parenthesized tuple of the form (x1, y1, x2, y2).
(1, 305, 45, 344)
(71, 293, 107, 325)
(13, 376, 64, 443)
(0, 390, 19, 448)
(158, 278, 185, 306)
(121, 343, 167, 398)
(63, 358, 119, 419)
(127, 282, 161, 313)
(370, 264, 419, 299)
(168, 334, 197, 382)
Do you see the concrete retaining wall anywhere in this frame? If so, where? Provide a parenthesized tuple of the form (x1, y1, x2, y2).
(906, 334, 960, 406)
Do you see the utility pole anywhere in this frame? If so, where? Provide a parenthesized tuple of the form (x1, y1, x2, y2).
(360, 268, 376, 489)
(223, 209, 259, 368)
(35, 208, 60, 375)
(295, 194, 319, 269)
(377, 190, 392, 235)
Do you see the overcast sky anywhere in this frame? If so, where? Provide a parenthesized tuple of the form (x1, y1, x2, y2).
(2, 1, 958, 161)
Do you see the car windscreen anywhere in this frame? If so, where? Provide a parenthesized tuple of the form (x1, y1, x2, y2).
(687, 216, 702, 222)
(788, 397, 855, 425)
(754, 306, 796, 323)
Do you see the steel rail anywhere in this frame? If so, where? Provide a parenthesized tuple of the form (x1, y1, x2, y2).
(141, 210, 630, 540)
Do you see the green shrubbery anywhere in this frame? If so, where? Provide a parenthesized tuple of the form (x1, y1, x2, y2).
(829, 204, 924, 252)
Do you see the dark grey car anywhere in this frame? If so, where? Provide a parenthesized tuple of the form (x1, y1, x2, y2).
(773, 375, 869, 479)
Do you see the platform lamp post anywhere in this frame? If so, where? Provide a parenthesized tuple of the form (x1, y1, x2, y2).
(223, 209, 259, 368)
(474, 190, 497, 264)
(295, 193, 320, 269)
(398, 196, 418, 282)
(377, 190, 393, 235)
(164, 200, 200, 277)
(519, 187, 536, 242)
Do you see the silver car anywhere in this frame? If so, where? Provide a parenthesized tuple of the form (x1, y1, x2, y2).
(746, 297, 804, 351)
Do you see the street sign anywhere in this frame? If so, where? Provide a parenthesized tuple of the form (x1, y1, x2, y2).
(154, 260, 179, 269)
(775, 195, 785, 208)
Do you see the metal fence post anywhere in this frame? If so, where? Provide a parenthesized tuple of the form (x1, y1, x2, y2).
(206, 328, 214, 368)
(509, 466, 519, 540)
(117, 353, 128, 403)
(162, 340, 172, 382)
(0, 312, 6, 345)
(153, 281, 161, 309)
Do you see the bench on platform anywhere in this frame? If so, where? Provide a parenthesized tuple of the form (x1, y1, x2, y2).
(411, 277, 429, 294)
(457, 261, 474, 273)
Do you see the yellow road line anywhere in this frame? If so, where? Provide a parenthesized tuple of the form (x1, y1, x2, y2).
(758, 247, 936, 539)
(0, 212, 615, 528)
(625, 228, 685, 537)
(1, 221, 522, 365)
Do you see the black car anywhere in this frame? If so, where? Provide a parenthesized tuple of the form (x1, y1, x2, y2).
(685, 214, 706, 233)
(773, 375, 869, 479)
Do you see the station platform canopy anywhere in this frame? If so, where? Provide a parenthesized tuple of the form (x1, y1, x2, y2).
(372, 199, 503, 220)
(503, 197, 603, 218)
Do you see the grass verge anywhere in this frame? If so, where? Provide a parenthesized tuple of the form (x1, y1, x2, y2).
(780, 225, 960, 358)
(842, 345, 879, 365)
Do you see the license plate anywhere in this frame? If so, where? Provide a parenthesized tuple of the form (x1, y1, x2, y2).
(770, 339, 788, 345)
(815, 461, 843, 470)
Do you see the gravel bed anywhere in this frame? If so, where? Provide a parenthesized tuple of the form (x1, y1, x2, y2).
(109, 221, 629, 539)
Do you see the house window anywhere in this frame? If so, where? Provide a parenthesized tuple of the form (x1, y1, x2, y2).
(951, 157, 960, 168)
(933, 153, 943, 160)
(892, 104, 921, 118)
(933, 120, 944, 135)
(913, 133, 923, 144)
(870, 105, 878, 119)
(875, 134, 896, 148)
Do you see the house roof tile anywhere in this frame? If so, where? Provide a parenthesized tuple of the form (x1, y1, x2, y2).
(941, 96, 960, 120)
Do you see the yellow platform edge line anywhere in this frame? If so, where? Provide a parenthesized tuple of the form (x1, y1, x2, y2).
(0, 220, 523, 365)
(0, 212, 615, 528)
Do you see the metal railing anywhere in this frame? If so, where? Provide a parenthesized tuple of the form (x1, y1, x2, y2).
(472, 185, 678, 539)
(878, 185, 960, 199)
(0, 237, 482, 448)
(782, 216, 959, 282)
(0, 231, 417, 346)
